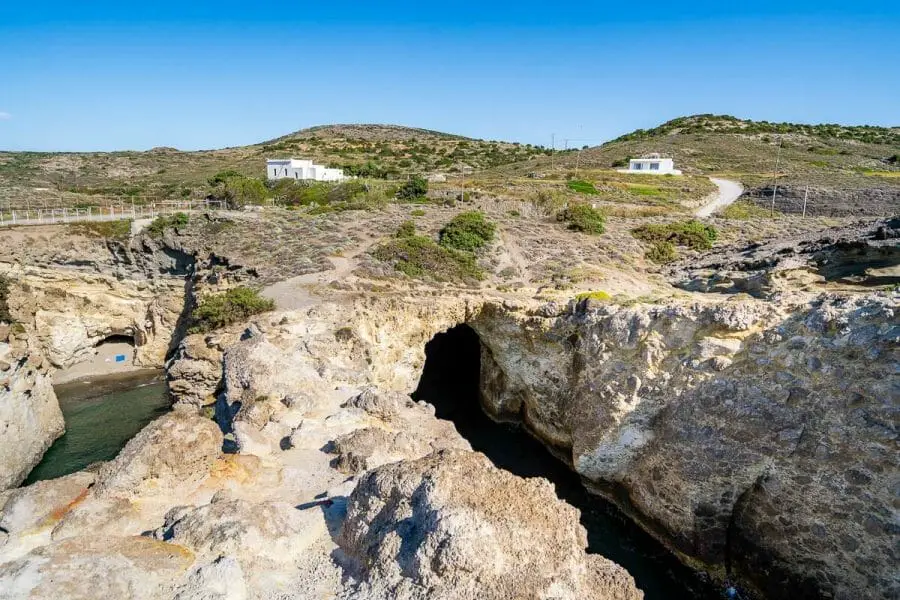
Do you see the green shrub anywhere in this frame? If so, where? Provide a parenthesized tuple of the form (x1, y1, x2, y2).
(68, 219, 133, 241)
(721, 200, 772, 220)
(557, 204, 606, 235)
(645, 241, 678, 264)
(0, 275, 12, 323)
(438, 211, 496, 251)
(372, 235, 483, 281)
(575, 290, 611, 302)
(530, 189, 566, 215)
(146, 212, 189, 238)
(326, 180, 368, 204)
(631, 220, 717, 250)
(189, 287, 275, 334)
(208, 171, 267, 208)
(566, 179, 599, 195)
(410, 209, 426, 217)
(397, 176, 428, 201)
(395, 220, 416, 238)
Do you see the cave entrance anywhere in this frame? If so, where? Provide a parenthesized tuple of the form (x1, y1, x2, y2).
(412, 323, 720, 600)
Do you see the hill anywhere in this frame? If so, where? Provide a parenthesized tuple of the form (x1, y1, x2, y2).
(0, 124, 553, 208)
(492, 115, 900, 216)
(500, 115, 900, 187)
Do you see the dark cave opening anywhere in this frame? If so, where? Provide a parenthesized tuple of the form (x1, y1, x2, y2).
(95, 333, 136, 347)
(412, 323, 723, 600)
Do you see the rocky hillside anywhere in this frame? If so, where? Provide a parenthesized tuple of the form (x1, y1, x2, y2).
(496, 115, 900, 216)
(0, 124, 553, 208)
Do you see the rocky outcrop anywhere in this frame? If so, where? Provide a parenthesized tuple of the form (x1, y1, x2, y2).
(671, 216, 900, 296)
(0, 331, 64, 490)
(2, 265, 185, 369)
(338, 450, 642, 600)
(472, 293, 899, 599)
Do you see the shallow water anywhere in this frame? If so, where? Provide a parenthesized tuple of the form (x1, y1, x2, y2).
(413, 325, 724, 600)
(25, 370, 170, 484)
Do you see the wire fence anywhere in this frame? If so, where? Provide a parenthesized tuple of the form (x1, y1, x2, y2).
(0, 199, 225, 227)
(742, 186, 900, 218)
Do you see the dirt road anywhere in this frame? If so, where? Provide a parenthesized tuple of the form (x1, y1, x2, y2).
(696, 178, 744, 218)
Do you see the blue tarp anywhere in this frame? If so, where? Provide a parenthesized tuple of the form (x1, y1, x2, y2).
(115, 355, 126, 363)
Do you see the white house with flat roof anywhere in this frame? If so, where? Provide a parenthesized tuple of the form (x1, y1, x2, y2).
(617, 153, 682, 175)
(266, 158, 348, 182)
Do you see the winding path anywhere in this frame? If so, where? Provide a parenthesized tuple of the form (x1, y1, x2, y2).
(695, 178, 744, 218)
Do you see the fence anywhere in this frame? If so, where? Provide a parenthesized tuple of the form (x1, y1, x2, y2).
(0, 199, 225, 227)
(742, 186, 900, 218)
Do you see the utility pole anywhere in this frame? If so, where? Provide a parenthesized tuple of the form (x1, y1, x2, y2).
(801, 185, 809, 218)
(550, 133, 556, 172)
(770, 139, 783, 217)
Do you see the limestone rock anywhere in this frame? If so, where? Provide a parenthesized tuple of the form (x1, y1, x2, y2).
(331, 424, 469, 474)
(0, 535, 194, 600)
(341, 387, 410, 421)
(166, 498, 328, 566)
(473, 293, 900, 599)
(92, 412, 222, 500)
(0, 356, 64, 490)
(167, 334, 229, 409)
(172, 556, 248, 600)
(338, 450, 642, 600)
(0, 471, 94, 535)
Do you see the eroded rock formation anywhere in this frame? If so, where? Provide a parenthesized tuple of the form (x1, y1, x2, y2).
(0, 325, 64, 490)
(338, 450, 642, 600)
(472, 293, 899, 599)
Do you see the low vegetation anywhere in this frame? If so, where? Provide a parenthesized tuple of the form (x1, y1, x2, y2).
(557, 204, 606, 235)
(374, 211, 497, 281)
(566, 179, 599, 195)
(614, 114, 900, 146)
(68, 219, 133, 241)
(189, 287, 275, 334)
(372, 235, 483, 281)
(0, 275, 12, 323)
(575, 290, 611, 302)
(644, 241, 678, 264)
(438, 211, 496, 251)
(208, 171, 267, 209)
(721, 200, 774, 220)
(631, 219, 718, 250)
(396, 176, 429, 202)
(146, 212, 189, 238)
(395, 220, 416, 238)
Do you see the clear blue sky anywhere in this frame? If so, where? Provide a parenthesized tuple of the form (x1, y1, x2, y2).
(1, 1, 898, 151)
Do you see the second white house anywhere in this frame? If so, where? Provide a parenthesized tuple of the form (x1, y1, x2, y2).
(267, 158, 348, 182)
(617, 153, 682, 175)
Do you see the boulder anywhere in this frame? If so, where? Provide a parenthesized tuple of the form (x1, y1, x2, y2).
(338, 450, 642, 600)
(92, 412, 222, 500)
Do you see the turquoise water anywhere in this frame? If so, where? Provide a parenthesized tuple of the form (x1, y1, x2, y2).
(25, 371, 171, 484)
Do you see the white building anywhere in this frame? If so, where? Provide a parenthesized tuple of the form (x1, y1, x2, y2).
(617, 153, 682, 175)
(266, 158, 348, 182)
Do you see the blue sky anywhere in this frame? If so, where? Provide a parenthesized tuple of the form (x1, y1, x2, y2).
(1, 1, 898, 151)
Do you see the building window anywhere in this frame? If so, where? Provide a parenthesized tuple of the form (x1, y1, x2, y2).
(650, 162, 660, 170)
(295, 172, 298, 179)
(284, 168, 288, 176)
(273, 168, 277, 177)
(633, 163, 642, 170)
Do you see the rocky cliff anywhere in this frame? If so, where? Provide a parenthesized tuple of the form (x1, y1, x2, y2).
(471, 292, 898, 599)
(0, 324, 64, 490)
